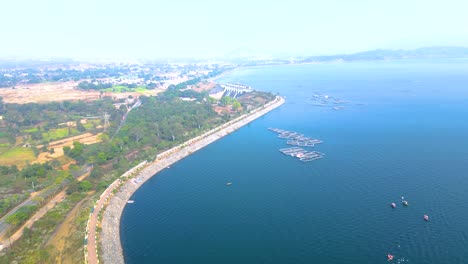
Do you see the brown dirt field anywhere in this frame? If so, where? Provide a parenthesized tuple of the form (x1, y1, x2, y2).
(76, 170, 91, 182)
(46, 185, 93, 264)
(61, 161, 76, 170)
(34, 133, 102, 164)
(192, 81, 216, 92)
(0, 81, 156, 104)
(0, 82, 101, 104)
(213, 105, 236, 115)
(47, 132, 102, 148)
(35, 149, 64, 164)
(46, 199, 85, 264)
(210, 91, 224, 100)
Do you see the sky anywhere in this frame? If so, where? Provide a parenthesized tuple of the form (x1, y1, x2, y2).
(1, 0, 468, 59)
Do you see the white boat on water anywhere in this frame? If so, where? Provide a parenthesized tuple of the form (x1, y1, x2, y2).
(127, 200, 135, 204)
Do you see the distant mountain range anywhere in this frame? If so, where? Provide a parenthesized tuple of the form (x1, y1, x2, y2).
(302, 46, 468, 62)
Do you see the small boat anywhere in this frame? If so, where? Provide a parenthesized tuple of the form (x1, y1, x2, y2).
(424, 214, 429, 221)
(402, 200, 409, 206)
(391, 203, 396, 208)
(127, 200, 135, 204)
(226, 182, 232, 186)
(387, 254, 394, 261)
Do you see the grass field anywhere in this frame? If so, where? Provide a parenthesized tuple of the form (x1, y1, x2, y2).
(0, 147, 36, 166)
(134, 87, 148, 93)
(101, 85, 147, 93)
(21, 127, 39, 133)
(83, 120, 101, 130)
(43, 128, 68, 141)
(0, 146, 9, 155)
(42, 128, 79, 141)
(0, 133, 11, 149)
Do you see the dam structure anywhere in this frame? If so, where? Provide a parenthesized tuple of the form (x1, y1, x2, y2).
(221, 83, 253, 98)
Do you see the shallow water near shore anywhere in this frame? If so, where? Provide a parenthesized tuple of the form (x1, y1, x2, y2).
(121, 60, 468, 263)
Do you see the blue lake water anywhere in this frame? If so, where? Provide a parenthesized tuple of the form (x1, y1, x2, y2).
(121, 60, 468, 263)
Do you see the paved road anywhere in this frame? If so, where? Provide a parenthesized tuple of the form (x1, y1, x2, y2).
(0, 195, 38, 240)
(86, 178, 121, 264)
(111, 99, 141, 140)
(0, 191, 65, 248)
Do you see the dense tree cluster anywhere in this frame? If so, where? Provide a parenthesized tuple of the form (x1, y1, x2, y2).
(0, 194, 25, 218)
(219, 96, 239, 107)
(5, 205, 37, 226)
(63, 141, 85, 160)
(77, 81, 158, 91)
(0, 165, 19, 175)
(66, 179, 92, 195)
(77, 81, 113, 90)
(20, 163, 53, 178)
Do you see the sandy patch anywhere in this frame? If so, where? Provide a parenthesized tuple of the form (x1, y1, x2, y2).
(0, 81, 159, 104)
(0, 82, 101, 104)
(47, 132, 102, 148)
(192, 81, 216, 92)
(47, 199, 86, 264)
(61, 161, 76, 171)
(34, 133, 102, 164)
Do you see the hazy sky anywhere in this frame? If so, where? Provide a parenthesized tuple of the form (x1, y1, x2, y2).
(2, 0, 468, 59)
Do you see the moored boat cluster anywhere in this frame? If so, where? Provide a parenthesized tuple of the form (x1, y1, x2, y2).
(387, 196, 430, 261)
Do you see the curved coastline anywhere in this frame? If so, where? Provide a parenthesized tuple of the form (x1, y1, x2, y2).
(96, 96, 285, 264)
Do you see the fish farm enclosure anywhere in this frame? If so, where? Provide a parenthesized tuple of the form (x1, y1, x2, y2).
(268, 128, 325, 162)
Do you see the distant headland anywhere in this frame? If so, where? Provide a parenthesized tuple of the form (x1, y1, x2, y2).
(300, 46, 468, 63)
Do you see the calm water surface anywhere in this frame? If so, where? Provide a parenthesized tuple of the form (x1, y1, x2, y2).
(121, 60, 468, 263)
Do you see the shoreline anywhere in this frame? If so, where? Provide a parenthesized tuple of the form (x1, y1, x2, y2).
(95, 96, 285, 264)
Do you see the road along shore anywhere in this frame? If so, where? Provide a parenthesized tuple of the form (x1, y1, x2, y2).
(95, 96, 285, 264)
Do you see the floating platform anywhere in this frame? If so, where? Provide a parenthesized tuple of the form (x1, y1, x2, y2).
(286, 139, 322, 147)
(269, 128, 323, 147)
(278, 147, 324, 162)
(270, 128, 325, 162)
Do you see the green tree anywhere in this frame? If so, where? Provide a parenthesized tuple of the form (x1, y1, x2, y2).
(232, 100, 241, 110)
(96, 151, 108, 164)
(63, 146, 71, 156)
(76, 119, 86, 132)
(79, 180, 93, 192)
(66, 180, 79, 195)
(219, 96, 233, 106)
(5, 206, 36, 226)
